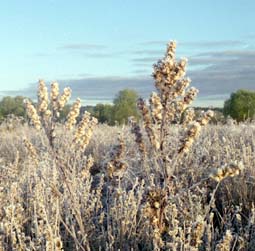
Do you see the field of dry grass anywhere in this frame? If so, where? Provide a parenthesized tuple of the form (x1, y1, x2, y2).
(0, 41, 255, 251)
(0, 122, 255, 250)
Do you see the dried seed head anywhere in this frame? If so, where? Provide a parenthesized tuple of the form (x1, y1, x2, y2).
(129, 116, 146, 156)
(173, 58, 188, 81)
(37, 79, 49, 113)
(58, 87, 72, 110)
(66, 98, 81, 129)
(137, 98, 160, 150)
(166, 40, 177, 59)
(23, 138, 38, 165)
(44, 109, 52, 119)
(210, 161, 244, 182)
(24, 99, 41, 130)
(179, 121, 201, 153)
(74, 111, 91, 143)
(106, 134, 127, 179)
(150, 92, 163, 122)
(182, 108, 195, 127)
(198, 110, 214, 126)
(173, 78, 191, 98)
(153, 41, 179, 92)
(183, 87, 199, 107)
(50, 81, 59, 111)
(179, 110, 214, 154)
(73, 111, 98, 150)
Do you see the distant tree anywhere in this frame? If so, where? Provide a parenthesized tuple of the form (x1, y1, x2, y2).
(59, 104, 71, 121)
(113, 89, 140, 124)
(0, 96, 71, 123)
(81, 105, 95, 115)
(93, 103, 114, 124)
(0, 96, 27, 118)
(223, 89, 255, 122)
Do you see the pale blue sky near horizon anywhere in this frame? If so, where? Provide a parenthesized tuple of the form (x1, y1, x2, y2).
(1, 0, 255, 107)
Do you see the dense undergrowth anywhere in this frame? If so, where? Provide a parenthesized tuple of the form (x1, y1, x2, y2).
(0, 42, 254, 250)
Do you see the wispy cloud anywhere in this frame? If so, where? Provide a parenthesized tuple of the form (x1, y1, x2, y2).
(138, 39, 246, 48)
(33, 43, 125, 59)
(139, 40, 167, 46)
(132, 57, 159, 63)
(132, 49, 162, 56)
(56, 43, 126, 58)
(81, 52, 117, 58)
(245, 33, 255, 39)
(180, 40, 246, 48)
(131, 69, 151, 75)
(189, 49, 255, 70)
(33, 53, 52, 57)
(58, 43, 107, 50)
(188, 49, 255, 97)
(188, 56, 230, 66)
(197, 50, 255, 57)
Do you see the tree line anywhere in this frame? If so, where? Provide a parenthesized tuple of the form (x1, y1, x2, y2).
(0, 88, 254, 124)
(0, 89, 140, 125)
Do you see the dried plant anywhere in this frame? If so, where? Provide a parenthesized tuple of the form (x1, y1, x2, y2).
(0, 42, 252, 251)
(210, 161, 244, 182)
(134, 41, 214, 181)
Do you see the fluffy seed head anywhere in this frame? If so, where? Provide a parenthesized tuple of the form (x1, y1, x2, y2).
(66, 98, 81, 129)
(37, 79, 49, 113)
(50, 82, 59, 110)
(58, 87, 72, 110)
(24, 99, 41, 130)
(210, 161, 244, 182)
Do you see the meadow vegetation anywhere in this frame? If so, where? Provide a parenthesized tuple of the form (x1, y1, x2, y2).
(0, 41, 254, 250)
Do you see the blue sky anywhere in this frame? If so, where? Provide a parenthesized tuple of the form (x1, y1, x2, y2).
(1, 0, 255, 106)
